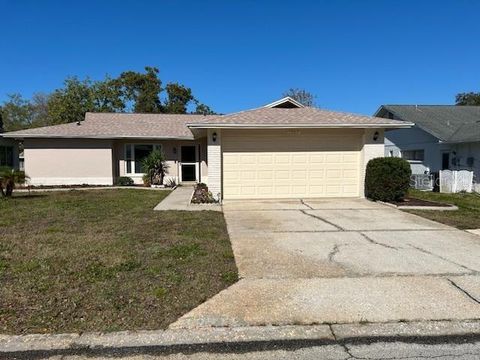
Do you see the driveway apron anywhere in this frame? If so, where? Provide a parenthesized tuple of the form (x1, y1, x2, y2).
(171, 198, 480, 328)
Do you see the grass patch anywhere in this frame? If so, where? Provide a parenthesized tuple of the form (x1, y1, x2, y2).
(406, 189, 480, 229)
(0, 189, 237, 334)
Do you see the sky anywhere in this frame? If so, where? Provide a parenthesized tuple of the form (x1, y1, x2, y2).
(1, 0, 479, 115)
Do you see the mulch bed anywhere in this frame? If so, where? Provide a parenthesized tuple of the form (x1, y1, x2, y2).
(390, 197, 452, 207)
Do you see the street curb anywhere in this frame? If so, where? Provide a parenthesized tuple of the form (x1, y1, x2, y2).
(0, 325, 333, 353)
(1, 320, 480, 358)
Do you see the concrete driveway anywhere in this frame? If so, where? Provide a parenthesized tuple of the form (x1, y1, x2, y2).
(172, 198, 480, 328)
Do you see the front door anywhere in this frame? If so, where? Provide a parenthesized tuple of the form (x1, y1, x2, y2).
(181, 146, 197, 182)
(442, 152, 450, 170)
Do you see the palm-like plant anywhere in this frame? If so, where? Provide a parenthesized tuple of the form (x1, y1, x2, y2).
(141, 150, 168, 186)
(0, 167, 28, 197)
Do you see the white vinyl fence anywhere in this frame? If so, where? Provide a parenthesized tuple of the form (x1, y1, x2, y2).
(439, 170, 474, 193)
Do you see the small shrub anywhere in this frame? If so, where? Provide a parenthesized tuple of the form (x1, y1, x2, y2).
(0, 167, 29, 197)
(142, 150, 169, 185)
(142, 174, 151, 187)
(115, 176, 134, 186)
(191, 183, 217, 204)
(365, 157, 411, 202)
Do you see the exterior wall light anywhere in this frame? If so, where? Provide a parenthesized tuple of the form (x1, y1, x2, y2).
(212, 132, 217, 143)
(373, 131, 379, 141)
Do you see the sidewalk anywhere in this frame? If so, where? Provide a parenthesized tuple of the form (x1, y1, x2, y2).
(154, 186, 222, 211)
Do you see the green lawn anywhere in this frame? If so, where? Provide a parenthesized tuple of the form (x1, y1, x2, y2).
(406, 189, 480, 230)
(0, 189, 237, 334)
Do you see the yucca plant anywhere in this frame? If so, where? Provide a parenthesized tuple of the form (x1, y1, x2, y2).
(141, 150, 168, 186)
(0, 167, 29, 197)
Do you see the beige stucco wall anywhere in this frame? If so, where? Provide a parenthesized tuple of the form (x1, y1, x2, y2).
(24, 138, 114, 185)
(114, 138, 208, 185)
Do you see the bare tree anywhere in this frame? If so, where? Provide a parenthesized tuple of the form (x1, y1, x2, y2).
(283, 88, 317, 107)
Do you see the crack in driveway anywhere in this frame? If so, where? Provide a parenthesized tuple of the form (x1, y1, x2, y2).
(447, 279, 480, 305)
(359, 232, 398, 250)
(408, 244, 477, 273)
(300, 209, 345, 230)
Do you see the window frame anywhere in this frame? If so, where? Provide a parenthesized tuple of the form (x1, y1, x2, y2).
(124, 144, 162, 175)
(401, 149, 425, 162)
(0, 146, 14, 168)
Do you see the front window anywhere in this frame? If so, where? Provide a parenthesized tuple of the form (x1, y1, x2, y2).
(125, 144, 161, 174)
(402, 149, 424, 161)
(0, 146, 14, 167)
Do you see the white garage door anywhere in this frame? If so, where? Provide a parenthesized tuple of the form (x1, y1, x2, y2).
(222, 129, 362, 199)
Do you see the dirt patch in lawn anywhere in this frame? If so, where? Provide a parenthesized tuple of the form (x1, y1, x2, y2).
(0, 190, 237, 334)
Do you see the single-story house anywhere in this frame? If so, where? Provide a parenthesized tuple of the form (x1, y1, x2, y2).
(3, 97, 411, 199)
(375, 105, 480, 188)
(0, 135, 20, 170)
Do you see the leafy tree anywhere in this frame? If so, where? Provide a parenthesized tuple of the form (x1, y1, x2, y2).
(47, 77, 95, 124)
(30, 93, 51, 127)
(0, 108, 4, 133)
(1, 94, 34, 131)
(193, 102, 216, 115)
(455, 92, 480, 105)
(117, 66, 162, 113)
(164, 83, 194, 114)
(283, 88, 317, 107)
(47, 77, 124, 124)
(0, 66, 215, 128)
(91, 76, 125, 112)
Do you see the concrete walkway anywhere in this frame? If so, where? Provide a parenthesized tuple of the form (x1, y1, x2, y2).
(154, 186, 222, 211)
(171, 198, 480, 328)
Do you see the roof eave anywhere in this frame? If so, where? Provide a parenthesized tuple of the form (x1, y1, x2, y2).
(441, 139, 480, 144)
(1, 134, 195, 140)
(187, 123, 414, 129)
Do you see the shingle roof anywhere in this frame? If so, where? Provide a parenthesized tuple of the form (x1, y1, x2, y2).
(3, 103, 411, 140)
(187, 107, 409, 128)
(3, 113, 219, 139)
(377, 105, 480, 143)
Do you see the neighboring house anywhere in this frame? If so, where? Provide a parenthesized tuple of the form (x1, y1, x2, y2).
(0, 135, 20, 170)
(375, 105, 480, 189)
(3, 97, 410, 199)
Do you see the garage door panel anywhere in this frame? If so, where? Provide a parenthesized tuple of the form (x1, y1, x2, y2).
(258, 155, 273, 164)
(343, 169, 358, 179)
(222, 130, 361, 199)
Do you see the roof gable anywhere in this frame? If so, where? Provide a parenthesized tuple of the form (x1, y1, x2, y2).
(264, 97, 305, 109)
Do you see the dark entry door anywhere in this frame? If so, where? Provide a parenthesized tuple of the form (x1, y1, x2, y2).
(442, 153, 450, 170)
(181, 146, 196, 182)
